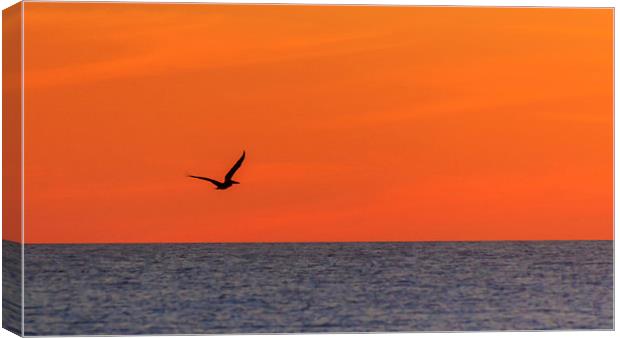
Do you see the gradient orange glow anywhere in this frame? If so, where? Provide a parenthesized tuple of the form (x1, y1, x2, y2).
(21, 3, 612, 243)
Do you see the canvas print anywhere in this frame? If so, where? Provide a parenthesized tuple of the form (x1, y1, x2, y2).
(2, 2, 613, 336)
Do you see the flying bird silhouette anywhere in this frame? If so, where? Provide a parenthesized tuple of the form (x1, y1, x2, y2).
(188, 151, 246, 190)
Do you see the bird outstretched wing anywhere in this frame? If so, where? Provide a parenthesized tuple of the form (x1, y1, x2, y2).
(187, 175, 222, 187)
(225, 151, 245, 181)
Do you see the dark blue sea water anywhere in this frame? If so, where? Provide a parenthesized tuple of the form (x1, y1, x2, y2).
(18, 241, 613, 335)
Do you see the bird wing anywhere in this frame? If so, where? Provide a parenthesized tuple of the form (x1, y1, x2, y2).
(187, 175, 222, 187)
(225, 151, 245, 181)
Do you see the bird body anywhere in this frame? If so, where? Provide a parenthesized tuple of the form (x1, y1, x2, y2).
(188, 151, 245, 190)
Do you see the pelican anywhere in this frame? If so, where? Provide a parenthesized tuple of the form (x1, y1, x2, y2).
(188, 151, 245, 190)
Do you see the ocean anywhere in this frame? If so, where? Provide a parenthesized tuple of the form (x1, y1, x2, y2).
(8, 240, 614, 335)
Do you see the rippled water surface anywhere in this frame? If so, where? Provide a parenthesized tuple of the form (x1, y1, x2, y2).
(21, 241, 612, 335)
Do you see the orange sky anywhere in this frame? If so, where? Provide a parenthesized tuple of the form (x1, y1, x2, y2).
(18, 3, 612, 243)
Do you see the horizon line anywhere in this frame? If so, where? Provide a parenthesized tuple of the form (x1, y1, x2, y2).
(3, 238, 614, 246)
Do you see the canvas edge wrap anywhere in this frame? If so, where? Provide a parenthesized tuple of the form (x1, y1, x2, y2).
(2, 2, 24, 336)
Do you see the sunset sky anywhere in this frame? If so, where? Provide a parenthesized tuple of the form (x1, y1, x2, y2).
(16, 4, 612, 243)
